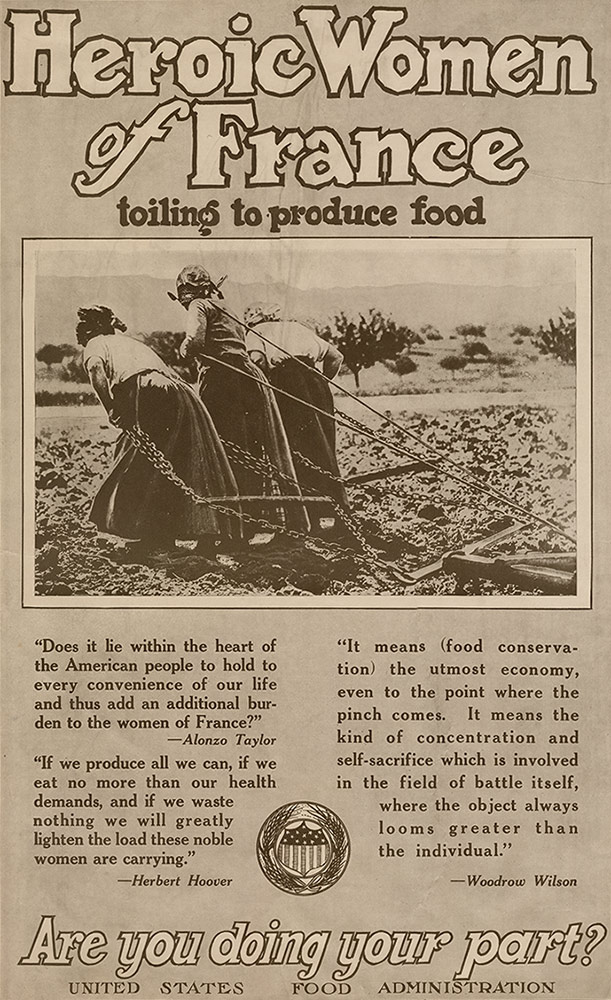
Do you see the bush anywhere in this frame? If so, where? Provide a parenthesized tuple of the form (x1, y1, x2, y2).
(456, 323, 487, 340)
(36, 389, 97, 407)
(510, 324, 534, 341)
(439, 355, 467, 378)
(394, 350, 418, 375)
(463, 341, 491, 360)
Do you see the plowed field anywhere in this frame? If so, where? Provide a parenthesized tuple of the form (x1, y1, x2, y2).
(34, 403, 576, 598)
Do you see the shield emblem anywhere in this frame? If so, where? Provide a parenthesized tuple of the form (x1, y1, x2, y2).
(277, 821, 330, 877)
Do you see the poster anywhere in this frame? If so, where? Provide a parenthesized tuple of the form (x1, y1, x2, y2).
(1, 1, 610, 998)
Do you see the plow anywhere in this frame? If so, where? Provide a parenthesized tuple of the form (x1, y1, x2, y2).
(401, 520, 576, 596)
(121, 306, 577, 598)
(184, 496, 576, 597)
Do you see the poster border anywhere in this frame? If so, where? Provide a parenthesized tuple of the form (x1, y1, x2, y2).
(22, 235, 593, 612)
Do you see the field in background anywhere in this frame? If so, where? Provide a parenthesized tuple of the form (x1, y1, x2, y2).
(35, 322, 576, 405)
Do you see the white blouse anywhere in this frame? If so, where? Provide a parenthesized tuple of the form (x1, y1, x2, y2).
(82, 334, 172, 390)
(245, 321, 329, 368)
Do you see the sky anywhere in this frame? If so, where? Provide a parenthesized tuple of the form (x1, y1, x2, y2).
(32, 238, 577, 292)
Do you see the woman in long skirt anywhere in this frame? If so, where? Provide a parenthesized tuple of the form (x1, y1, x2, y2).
(244, 303, 348, 529)
(76, 305, 240, 555)
(171, 266, 310, 536)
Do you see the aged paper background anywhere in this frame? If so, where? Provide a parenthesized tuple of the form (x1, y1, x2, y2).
(2, 1, 610, 998)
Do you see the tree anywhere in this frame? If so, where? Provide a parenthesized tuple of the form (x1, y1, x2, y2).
(439, 355, 467, 379)
(63, 355, 89, 384)
(36, 343, 66, 368)
(142, 330, 182, 366)
(56, 343, 78, 359)
(534, 308, 576, 364)
(456, 323, 487, 340)
(316, 310, 414, 388)
(141, 330, 194, 381)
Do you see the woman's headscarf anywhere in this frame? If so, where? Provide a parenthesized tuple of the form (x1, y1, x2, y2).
(170, 265, 225, 306)
(75, 305, 126, 345)
(244, 302, 281, 327)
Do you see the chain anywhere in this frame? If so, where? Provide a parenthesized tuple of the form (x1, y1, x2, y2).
(125, 427, 246, 521)
(292, 416, 559, 566)
(293, 448, 345, 487)
(219, 304, 576, 543)
(195, 347, 575, 544)
(338, 409, 379, 437)
(224, 439, 386, 567)
(220, 424, 532, 573)
(219, 438, 409, 582)
(221, 439, 292, 503)
(124, 426, 413, 588)
(290, 447, 402, 556)
(338, 409, 423, 456)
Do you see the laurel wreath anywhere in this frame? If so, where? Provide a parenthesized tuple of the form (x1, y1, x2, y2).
(257, 802, 350, 895)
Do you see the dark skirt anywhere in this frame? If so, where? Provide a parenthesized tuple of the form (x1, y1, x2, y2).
(89, 371, 240, 542)
(270, 359, 348, 514)
(198, 354, 310, 533)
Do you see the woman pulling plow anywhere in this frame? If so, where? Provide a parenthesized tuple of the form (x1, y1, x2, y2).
(170, 265, 310, 539)
(244, 302, 349, 536)
(77, 304, 241, 557)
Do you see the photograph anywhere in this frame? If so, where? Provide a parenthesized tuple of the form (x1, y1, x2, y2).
(27, 237, 589, 606)
(3, 2, 609, 999)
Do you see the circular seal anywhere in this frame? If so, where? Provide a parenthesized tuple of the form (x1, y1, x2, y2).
(257, 802, 350, 895)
